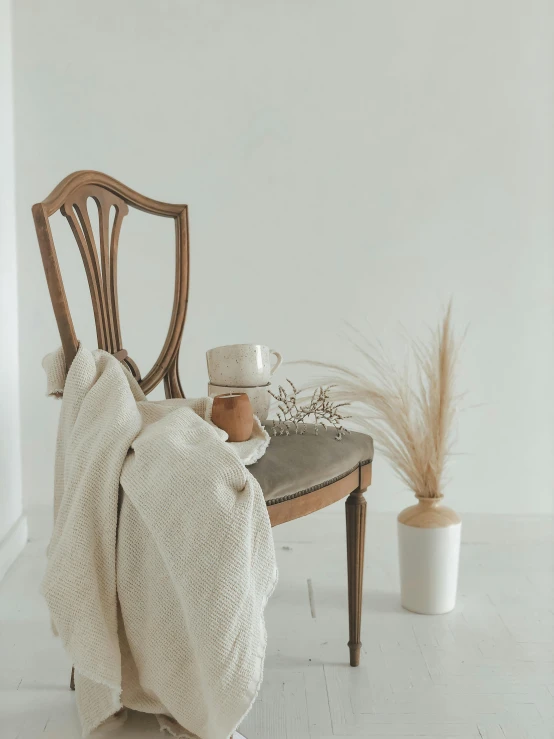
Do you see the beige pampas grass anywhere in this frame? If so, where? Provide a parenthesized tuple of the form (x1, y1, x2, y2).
(299, 303, 461, 499)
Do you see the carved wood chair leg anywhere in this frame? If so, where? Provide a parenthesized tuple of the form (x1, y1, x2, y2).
(70, 667, 75, 690)
(345, 487, 367, 667)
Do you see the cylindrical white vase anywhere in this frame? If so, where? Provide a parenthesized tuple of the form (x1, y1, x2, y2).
(397, 497, 461, 615)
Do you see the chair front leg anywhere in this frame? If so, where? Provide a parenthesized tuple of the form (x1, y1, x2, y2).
(345, 487, 366, 666)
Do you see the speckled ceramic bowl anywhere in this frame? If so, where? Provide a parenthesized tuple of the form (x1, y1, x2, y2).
(206, 344, 282, 387)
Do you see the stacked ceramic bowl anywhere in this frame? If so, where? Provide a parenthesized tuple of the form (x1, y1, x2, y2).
(206, 344, 282, 424)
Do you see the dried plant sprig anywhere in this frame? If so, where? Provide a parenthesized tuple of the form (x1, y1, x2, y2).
(268, 379, 351, 440)
(297, 303, 462, 498)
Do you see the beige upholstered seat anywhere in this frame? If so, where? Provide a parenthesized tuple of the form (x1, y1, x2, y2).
(251, 422, 374, 506)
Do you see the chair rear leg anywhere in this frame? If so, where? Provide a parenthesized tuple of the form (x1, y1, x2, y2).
(345, 487, 367, 666)
(70, 667, 75, 690)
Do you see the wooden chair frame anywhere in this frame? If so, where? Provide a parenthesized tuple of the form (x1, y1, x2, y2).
(33, 171, 369, 671)
(32, 170, 189, 397)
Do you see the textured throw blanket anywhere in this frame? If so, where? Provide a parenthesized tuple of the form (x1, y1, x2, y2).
(42, 346, 277, 739)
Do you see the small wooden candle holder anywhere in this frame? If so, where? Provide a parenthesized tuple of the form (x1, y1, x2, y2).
(211, 393, 254, 442)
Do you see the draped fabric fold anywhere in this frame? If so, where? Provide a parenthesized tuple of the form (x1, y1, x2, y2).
(42, 346, 276, 739)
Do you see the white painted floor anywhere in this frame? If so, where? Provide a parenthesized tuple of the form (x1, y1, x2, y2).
(1, 507, 553, 739)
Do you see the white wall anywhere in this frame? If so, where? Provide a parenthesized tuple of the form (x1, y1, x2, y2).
(13, 0, 553, 515)
(0, 0, 26, 579)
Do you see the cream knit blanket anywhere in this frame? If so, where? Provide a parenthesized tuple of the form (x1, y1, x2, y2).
(42, 346, 277, 739)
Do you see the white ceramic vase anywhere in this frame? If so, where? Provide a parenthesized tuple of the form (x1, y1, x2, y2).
(397, 496, 461, 615)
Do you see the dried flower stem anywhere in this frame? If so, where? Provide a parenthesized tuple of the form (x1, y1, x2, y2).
(269, 379, 350, 440)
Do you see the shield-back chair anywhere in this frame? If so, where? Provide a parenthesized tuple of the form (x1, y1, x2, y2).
(32, 171, 373, 691)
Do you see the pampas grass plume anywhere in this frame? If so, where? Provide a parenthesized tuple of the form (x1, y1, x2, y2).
(299, 303, 461, 499)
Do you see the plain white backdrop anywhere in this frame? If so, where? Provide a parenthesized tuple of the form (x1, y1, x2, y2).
(11, 0, 554, 514)
(0, 0, 25, 578)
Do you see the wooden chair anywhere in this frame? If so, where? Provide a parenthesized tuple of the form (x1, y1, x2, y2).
(32, 171, 373, 682)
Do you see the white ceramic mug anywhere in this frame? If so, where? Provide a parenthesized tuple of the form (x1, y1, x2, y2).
(208, 383, 272, 423)
(206, 344, 282, 387)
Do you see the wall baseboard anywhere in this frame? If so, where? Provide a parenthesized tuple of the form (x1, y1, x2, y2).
(0, 515, 28, 582)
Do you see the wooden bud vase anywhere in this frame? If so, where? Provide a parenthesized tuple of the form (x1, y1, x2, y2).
(211, 393, 254, 442)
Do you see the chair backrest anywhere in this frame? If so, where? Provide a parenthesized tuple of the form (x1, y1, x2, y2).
(32, 170, 189, 398)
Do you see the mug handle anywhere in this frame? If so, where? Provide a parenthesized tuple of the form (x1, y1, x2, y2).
(269, 350, 283, 376)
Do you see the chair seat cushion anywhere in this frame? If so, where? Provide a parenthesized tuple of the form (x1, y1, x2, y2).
(249, 422, 373, 506)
